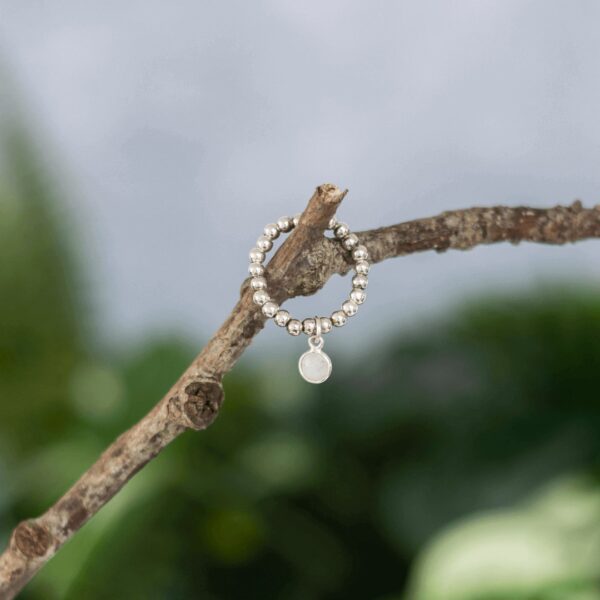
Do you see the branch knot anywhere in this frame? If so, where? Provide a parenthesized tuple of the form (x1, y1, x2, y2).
(12, 522, 52, 559)
(182, 380, 224, 430)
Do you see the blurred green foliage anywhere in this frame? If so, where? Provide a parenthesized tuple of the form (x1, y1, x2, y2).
(1, 119, 600, 599)
(0, 120, 81, 454)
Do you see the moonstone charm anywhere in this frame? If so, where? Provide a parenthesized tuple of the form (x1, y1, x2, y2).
(298, 336, 332, 384)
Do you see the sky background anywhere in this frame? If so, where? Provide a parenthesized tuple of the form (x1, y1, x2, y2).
(2, 0, 600, 355)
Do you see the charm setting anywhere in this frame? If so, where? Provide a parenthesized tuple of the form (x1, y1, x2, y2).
(298, 336, 332, 384)
(298, 318, 332, 383)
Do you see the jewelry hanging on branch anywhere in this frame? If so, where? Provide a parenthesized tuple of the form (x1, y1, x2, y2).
(247, 214, 369, 384)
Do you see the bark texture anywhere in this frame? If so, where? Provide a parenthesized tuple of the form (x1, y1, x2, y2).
(1, 185, 599, 598)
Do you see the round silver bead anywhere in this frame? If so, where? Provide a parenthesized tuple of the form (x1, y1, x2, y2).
(263, 223, 280, 240)
(262, 301, 279, 318)
(292, 213, 301, 228)
(302, 318, 317, 335)
(342, 233, 359, 251)
(352, 245, 369, 261)
(251, 276, 267, 291)
(328, 216, 338, 230)
(334, 223, 350, 239)
(320, 317, 333, 334)
(331, 310, 347, 327)
(248, 263, 265, 277)
(287, 319, 302, 336)
(352, 274, 368, 289)
(256, 235, 273, 252)
(274, 309, 291, 327)
(355, 260, 370, 275)
(252, 289, 270, 306)
(249, 248, 265, 263)
(342, 299, 359, 317)
(277, 216, 293, 232)
(350, 288, 367, 305)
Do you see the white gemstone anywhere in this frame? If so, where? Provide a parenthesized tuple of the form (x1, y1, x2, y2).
(298, 349, 332, 384)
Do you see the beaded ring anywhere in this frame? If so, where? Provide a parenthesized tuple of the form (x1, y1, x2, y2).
(247, 214, 370, 383)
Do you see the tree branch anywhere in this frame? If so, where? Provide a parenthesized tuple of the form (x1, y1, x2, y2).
(1, 185, 599, 598)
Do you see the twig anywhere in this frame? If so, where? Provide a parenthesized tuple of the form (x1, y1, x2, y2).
(1, 185, 599, 598)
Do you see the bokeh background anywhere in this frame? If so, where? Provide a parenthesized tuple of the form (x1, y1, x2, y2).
(2, 2, 600, 599)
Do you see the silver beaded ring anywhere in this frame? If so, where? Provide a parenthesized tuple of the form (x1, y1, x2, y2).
(247, 214, 370, 384)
